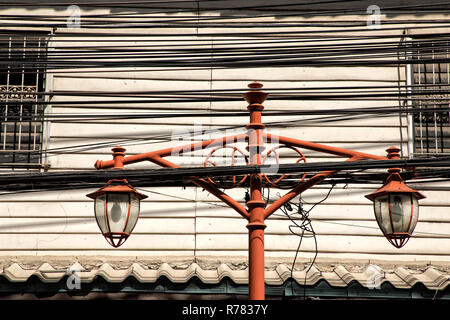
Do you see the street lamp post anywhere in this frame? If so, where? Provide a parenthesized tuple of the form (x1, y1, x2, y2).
(88, 82, 425, 300)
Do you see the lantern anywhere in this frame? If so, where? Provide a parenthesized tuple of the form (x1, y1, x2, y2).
(87, 179, 147, 248)
(365, 171, 425, 248)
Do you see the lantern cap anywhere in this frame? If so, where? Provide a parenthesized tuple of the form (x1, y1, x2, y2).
(86, 179, 148, 200)
(365, 172, 425, 202)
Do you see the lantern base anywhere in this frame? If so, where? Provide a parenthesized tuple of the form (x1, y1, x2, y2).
(385, 233, 411, 248)
(103, 232, 130, 248)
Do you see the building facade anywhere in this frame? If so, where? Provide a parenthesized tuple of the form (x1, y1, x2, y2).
(0, 0, 449, 299)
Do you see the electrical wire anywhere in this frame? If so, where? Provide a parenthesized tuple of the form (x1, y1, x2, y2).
(1, 0, 450, 18)
(135, 186, 231, 208)
(275, 184, 335, 299)
(1, 3, 450, 281)
(5, 156, 450, 190)
(1, 6, 450, 176)
(0, 108, 441, 164)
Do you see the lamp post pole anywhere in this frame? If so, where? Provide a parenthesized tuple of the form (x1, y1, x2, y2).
(244, 82, 268, 300)
(89, 81, 425, 300)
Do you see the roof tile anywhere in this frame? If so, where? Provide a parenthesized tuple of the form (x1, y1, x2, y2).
(0, 261, 449, 291)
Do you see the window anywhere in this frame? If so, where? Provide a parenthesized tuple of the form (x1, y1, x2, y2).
(0, 33, 47, 168)
(411, 39, 450, 156)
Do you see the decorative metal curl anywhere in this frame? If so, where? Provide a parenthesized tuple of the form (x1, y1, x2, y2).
(203, 145, 249, 188)
(262, 145, 307, 189)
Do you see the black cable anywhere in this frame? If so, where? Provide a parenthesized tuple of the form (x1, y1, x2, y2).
(8, 110, 437, 161)
(5, 104, 446, 161)
(1, 35, 447, 59)
(3, 164, 450, 194)
(1, 0, 450, 18)
(6, 155, 450, 191)
(277, 183, 334, 299)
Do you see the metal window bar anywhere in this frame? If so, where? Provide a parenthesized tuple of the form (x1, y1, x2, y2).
(0, 34, 46, 168)
(405, 35, 415, 158)
(412, 39, 450, 156)
(418, 48, 424, 153)
(437, 48, 445, 152)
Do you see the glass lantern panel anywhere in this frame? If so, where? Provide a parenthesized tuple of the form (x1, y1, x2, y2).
(374, 195, 392, 235)
(94, 194, 108, 234)
(106, 193, 130, 233)
(389, 193, 412, 233)
(408, 197, 419, 234)
(124, 194, 140, 234)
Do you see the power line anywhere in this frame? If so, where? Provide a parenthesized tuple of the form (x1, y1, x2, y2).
(2, 157, 450, 191)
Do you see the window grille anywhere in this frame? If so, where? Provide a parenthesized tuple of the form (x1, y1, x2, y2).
(411, 39, 450, 155)
(0, 34, 47, 168)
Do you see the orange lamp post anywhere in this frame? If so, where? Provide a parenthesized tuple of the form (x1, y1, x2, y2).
(87, 82, 425, 300)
